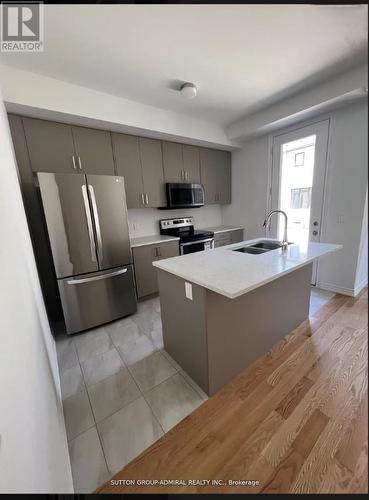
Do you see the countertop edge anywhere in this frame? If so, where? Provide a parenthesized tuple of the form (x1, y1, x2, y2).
(130, 235, 180, 248)
(153, 243, 342, 299)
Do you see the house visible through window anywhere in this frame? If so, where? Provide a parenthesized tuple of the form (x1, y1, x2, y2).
(290, 187, 312, 209)
(294, 151, 305, 166)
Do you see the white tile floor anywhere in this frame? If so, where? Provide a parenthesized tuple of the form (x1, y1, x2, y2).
(55, 296, 207, 493)
(56, 287, 335, 492)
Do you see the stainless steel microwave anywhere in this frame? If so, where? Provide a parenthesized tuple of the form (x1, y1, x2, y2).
(165, 183, 204, 209)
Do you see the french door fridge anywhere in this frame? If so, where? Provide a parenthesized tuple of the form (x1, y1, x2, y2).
(37, 172, 137, 334)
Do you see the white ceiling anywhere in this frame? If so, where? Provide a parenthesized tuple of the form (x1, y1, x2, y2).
(0, 4, 367, 126)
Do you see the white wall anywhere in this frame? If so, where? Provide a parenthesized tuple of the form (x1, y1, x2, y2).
(0, 64, 238, 149)
(317, 101, 368, 295)
(223, 100, 368, 296)
(0, 89, 73, 493)
(222, 135, 269, 238)
(354, 188, 368, 295)
(128, 205, 222, 238)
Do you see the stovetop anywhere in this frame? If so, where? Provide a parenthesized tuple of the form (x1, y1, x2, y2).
(159, 217, 214, 243)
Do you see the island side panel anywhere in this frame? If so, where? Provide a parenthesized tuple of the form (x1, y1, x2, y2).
(206, 263, 312, 396)
(157, 269, 209, 394)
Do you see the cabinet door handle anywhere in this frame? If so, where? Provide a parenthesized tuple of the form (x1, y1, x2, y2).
(141, 193, 145, 205)
(72, 156, 77, 170)
(78, 156, 83, 170)
(185, 171, 188, 180)
(181, 170, 184, 181)
(145, 194, 149, 205)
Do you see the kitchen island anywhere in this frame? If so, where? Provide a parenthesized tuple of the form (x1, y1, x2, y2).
(153, 238, 341, 396)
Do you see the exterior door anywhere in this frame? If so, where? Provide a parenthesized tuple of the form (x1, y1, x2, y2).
(200, 148, 217, 204)
(72, 126, 115, 175)
(86, 175, 132, 270)
(112, 133, 145, 208)
(37, 173, 98, 278)
(270, 120, 330, 284)
(139, 137, 166, 207)
(23, 117, 77, 174)
(183, 145, 201, 183)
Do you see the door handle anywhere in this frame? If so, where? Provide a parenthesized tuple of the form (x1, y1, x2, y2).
(141, 193, 145, 205)
(81, 185, 97, 262)
(88, 185, 103, 265)
(312, 230, 318, 236)
(72, 156, 77, 170)
(313, 221, 319, 226)
(67, 268, 127, 285)
(78, 157, 83, 170)
(157, 247, 161, 258)
(145, 194, 149, 205)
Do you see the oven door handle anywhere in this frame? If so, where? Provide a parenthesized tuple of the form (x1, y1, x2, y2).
(180, 238, 214, 247)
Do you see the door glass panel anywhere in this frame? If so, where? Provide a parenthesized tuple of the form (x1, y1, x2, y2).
(278, 135, 316, 247)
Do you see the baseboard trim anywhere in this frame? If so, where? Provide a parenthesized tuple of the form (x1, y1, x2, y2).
(354, 278, 368, 297)
(316, 281, 355, 297)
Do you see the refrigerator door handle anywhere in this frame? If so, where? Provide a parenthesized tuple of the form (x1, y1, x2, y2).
(66, 268, 128, 285)
(81, 184, 97, 263)
(88, 184, 103, 265)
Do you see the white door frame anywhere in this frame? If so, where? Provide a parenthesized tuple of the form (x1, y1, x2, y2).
(266, 118, 331, 285)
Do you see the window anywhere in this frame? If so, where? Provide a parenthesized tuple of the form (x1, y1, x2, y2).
(294, 152, 305, 166)
(290, 187, 311, 209)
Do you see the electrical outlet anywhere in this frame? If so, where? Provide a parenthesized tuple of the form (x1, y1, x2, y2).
(185, 282, 193, 300)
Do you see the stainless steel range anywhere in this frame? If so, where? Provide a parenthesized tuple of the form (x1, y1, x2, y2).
(160, 217, 214, 255)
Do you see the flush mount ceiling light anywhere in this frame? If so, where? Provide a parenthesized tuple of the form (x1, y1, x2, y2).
(180, 82, 198, 99)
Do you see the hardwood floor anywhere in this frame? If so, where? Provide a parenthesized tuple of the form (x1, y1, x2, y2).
(98, 288, 368, 494)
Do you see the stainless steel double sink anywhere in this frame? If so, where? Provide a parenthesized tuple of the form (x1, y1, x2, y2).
(232, 240, 288, 255)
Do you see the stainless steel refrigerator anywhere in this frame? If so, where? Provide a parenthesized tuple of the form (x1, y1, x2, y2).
(37, 172, 137, 334)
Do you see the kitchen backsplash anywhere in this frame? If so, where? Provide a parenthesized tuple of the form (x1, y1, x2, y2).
(127, 205, 222, 237)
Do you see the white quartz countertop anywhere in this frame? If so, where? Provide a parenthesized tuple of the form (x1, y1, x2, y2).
(201, 225, 244, 234)
(153, 237, 342, 299)
(130, 235, 179, 248)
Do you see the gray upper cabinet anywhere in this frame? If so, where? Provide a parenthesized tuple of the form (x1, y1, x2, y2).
(163, 141, 201, 184)
(216, 150, 231, 204)
(200, 148, 218, 204)
(72, 126, 115, 175)
(139, 137, 166, 208)
(183, 144, 200, 183)
(162, 141, 183, 182)
(23, 117, 76, 174)
(112, 133, 144, 208)
(200, 147, 231, 205)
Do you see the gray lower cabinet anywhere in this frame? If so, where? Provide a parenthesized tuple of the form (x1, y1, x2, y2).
(132, 240, 179, 298)
(214, 229, 244, 248)
(23, 117, 77, 174)
(230, 229, 244, 244)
